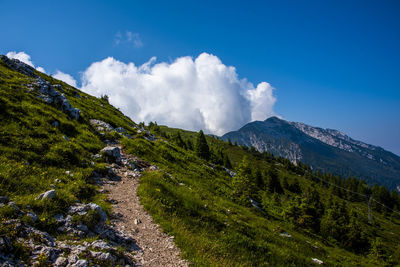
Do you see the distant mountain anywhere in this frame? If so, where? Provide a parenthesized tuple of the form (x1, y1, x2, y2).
(222, 117, 400, 190)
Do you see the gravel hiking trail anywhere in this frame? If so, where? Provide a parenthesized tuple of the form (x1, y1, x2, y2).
(102, 145, 189, 267)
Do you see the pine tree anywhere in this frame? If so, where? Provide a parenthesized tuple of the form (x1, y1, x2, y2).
(171, 131, 186, 149)
(195, 130, 210, 160)
(223, 153, 232, 169)
(186, 139, 194, 150)
(266, 165, 283, 194)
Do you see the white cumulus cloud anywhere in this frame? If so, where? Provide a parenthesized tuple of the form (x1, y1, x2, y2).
(81, 53, 276, 135)
(6, 51, 46, 73)
(52, 70, 77, 87)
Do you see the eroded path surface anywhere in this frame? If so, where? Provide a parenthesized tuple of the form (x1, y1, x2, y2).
(102, 145, 188, 267)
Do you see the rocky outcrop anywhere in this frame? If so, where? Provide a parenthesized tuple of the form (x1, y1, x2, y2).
(32, 77, 81, 120)
(89, 119, 114, 132)
(0, 201, 137, 266)
(89, 119, 132, 138)
(0, 55, 36, 77)
(0, 55, 81, 120)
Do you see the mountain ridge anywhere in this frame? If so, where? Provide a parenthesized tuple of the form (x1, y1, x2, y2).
(222, 116, 400, 190)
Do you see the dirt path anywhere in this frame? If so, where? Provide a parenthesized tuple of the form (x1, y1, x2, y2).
(102, 145, 188, 267)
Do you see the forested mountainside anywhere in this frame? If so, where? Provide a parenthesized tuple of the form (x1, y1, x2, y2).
(0, 55, 400, 266)
(222, 117, 400, 191)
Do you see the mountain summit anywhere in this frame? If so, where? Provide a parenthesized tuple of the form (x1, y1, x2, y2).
(222, 116, 400, 190)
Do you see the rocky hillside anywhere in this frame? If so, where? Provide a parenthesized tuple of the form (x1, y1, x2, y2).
(0, 55, 164, 266)
(1, 55, 399, 266)
(222, 117, 400, 190)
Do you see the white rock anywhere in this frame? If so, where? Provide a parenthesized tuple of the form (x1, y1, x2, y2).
(36, 190, 56, 200)
(54, 256, 68, 266)
(74, 259, 88, 267)
(312, 258, 323, 264)
(280, 232, 292, 238)
(101, 146, 121, 159)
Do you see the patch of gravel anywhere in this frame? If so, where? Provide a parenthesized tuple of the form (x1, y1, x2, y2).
(103, 145, 189, 267)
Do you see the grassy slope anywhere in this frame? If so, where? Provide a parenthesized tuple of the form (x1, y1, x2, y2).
(125, 127, 400, 266)
(0, 59, 136, 234)
(1, 57, 399, 266)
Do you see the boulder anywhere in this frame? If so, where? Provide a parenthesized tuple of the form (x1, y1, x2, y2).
(91, 240, 111, 250)
(74, 259, 88, 267)
(54, 256, 68, 266)
(37, 190, 56, 200)
(87, 203, 107, 224)
(89, 119, 114, 132)
(101, 146, 121, 160)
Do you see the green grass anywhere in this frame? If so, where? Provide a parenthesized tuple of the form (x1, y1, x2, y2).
(0, 58, 135, 235)
(1, 56, 399, 266)
(121, 129, 400, 266)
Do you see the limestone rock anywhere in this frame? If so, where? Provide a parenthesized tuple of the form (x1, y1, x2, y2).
(0, 55, 36, 77)
(36, 189, 56, 200)
(89, 119, 114, 132)
(54, 256, 68, 266)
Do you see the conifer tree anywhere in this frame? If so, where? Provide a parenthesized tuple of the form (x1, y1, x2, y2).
(266, 165, 283, 194)
(223, 153, 232, 169)
(195, 130, 210, 160)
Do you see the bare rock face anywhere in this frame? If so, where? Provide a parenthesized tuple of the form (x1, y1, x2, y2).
(0, 55, 81, 120)
(34, 77, 81, 120)
(0, 55, 36, 77)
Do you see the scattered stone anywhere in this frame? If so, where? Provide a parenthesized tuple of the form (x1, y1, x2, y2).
(27, 212, 38, 222)
(312, 258, 324, 264)
(7, 201, 20, 212)
(280, 232, 292, 238)
(54, 214, 65, 223)
(249, 198, 262, 210)
(87, 203, 107, 224)
(134, 218, 141, 225)
(224, 167, 237, 177)
(115, 127, 127, 134)
(54, 256, 68, 266)
(74, 259, 89, 267)
(92, 154, 101, 160)
(91, 240, 111, 250)
(149, 165, 159, 171)
(101, 146, 121, 160)
(36, 189, 56, 200)
(89, 119, 114, 132)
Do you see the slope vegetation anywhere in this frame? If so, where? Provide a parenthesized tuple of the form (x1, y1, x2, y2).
(0, 55, 399, 266)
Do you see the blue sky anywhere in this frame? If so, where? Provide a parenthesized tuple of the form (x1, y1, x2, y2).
(1, 0, 399, 155)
